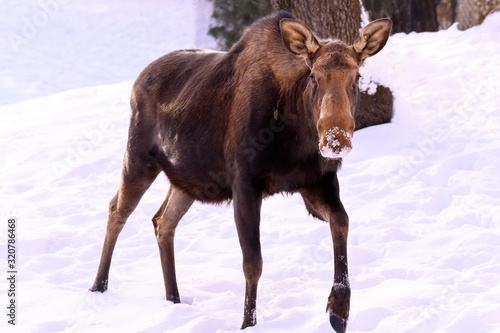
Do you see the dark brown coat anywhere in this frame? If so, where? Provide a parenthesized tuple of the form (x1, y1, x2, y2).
(91, 11, 391, 333)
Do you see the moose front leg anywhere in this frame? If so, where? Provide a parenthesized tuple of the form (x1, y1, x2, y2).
(300, 173, 350, 333)
(232, 177, 263, 329)
(327, 207, 350, 333)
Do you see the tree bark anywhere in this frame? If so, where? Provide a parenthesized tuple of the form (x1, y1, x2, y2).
(271, 0, 393, 130)
(456, 0, 499, 30)
(436, 0, 457, 30)
(270, 0, 361, 43)
(412, 0, 439, 32)
(362, 0, 409, 33)
(363, 0, 439, 33)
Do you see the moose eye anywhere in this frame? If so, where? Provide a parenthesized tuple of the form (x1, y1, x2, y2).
(355, 74, 361, 84)
(309, 75, 317, 85)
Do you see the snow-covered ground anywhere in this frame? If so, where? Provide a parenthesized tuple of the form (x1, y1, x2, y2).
(0, 0, 216, 106)
(1, 1, 499, 332)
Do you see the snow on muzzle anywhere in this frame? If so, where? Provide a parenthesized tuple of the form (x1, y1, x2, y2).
(319, 127, 353, 159)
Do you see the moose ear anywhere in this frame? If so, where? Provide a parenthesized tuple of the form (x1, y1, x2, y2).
(353, 18, 392, 65)
(280, 18, 320, 65)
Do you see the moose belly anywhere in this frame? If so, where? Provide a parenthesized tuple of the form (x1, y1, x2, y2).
(156, 135, 231, 203)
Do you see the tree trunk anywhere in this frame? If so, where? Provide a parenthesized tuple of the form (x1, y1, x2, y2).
(270, 0, 361, 43)
(412, 0, 439, 32)
(456, 0, 499, 30)
(436, 0, 457, 30)
(271, 0, 393, 130)
(363, 0, 439, 33)
(363, 0, 410, 33)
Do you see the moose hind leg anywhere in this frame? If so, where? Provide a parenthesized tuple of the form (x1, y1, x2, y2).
(90, 155, 160, 292)
(153, 185, 194, 303)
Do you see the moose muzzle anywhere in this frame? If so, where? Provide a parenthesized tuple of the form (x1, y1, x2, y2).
(317, 94, 354, 159)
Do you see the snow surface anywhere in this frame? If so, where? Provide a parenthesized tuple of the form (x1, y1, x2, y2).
(0, 0, 216, 106)
(1, 2, 500, 332)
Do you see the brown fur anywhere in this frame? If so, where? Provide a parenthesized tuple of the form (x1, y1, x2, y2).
(90, 11, 391, 332)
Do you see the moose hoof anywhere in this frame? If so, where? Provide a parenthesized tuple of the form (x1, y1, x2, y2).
(240, 317, 256, 330)
(167, 294, 181, 304)
(89, 279, 108, 293)
(329, 311, 347, 333)
(240, 322, 256, 330)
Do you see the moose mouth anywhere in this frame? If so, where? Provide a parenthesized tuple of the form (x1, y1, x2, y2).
(319, 127, 353, 159)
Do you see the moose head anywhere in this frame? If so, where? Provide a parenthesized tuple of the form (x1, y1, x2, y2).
(280, 18, 392, 158)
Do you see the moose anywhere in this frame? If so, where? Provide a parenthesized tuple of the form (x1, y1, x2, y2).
(90, 11, 391, 332)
